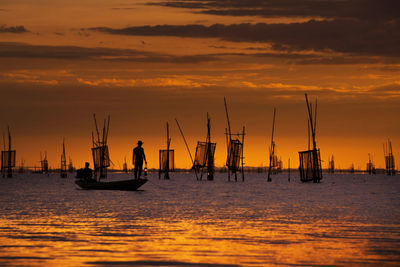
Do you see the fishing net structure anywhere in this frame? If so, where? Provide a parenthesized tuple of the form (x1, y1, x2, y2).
(298, 149, 322, 182)
(328, 155, 335, 173)
(223, 97, 245, 181)
(1, 150, 16, 171)
(385, 155, 395, 175)
(61, 158, 67, 171)
(92, 145, 110, 170)
(159, 149, 174, 172)
(226, 139, 243, 172)
(194, 141, 216, 168)
(60, 147, 67, 177)
(41, 159, 49, 173)
(297, 94, 322, 183)
(269, 155, 282, 174)
(366, 162, 374, 174)
(383, 140, 396, 176)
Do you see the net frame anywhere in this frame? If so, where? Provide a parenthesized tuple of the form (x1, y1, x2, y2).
(91, 145, 110, 170)
(226, 139, 242, 171)
(298, 149, 322, 182)
(385, 155, 395, 175)
(61, 153, 67, 173)
(329, 160, 335, 173)
(1, 150, 16, 170)
(41, 159, 49, 172)
(159, 149, 174, 172)
(193, 141, 216, 168)
(385, 155, 395, 170)
(366, 162, 374, 173)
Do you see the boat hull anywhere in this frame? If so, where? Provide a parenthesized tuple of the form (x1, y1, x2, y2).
(75, 178, 147, 191)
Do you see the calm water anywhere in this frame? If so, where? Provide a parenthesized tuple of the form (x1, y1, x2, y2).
(0, 173, 399, 266)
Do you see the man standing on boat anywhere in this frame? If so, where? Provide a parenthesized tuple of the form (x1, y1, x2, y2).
(76, 162, 94, 181)
(133, 140, 147, 179)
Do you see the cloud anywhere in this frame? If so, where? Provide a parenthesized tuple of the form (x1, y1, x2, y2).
(0, 25, 27, 33)
(2, 71, 59, 85)
(0, 42, 217, 63)
(89, 18, 400, 58)
(1, 41, 366, 66)
(149, 0, 400, 22)
(111, 7, 136, 10)
(76, 77, 213, 88)
(368, 82, 400, 97)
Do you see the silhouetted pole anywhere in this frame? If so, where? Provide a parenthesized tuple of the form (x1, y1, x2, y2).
(101, 118, 106, 178)
(165, 122, 170, 179)
(224, 97, 232, 139)
(93, 114, 101, 145)
(267, 108, 276, 182)
(305, 94, 319, 182)
(241, 126, 245, 182)
(368, 153, 371, 174)
(224, 97, 232, 181)
(206, 113, 214, 180)
(105, 115, 110, 144)
(305, 96, 316, 150)
(7, 127, 12, 178)
(2, 132, 4, 178)
(225, 128, 229, 181)
(61, 138, 67, 178)
(288, 158, 290, 182)
(175, 118, 199, 180)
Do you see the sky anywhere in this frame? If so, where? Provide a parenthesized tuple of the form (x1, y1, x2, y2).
(0, 0, 399, 170)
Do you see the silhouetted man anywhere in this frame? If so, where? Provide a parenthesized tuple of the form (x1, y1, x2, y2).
(133, 141, 147, 179)
(77, 162, 94, 181)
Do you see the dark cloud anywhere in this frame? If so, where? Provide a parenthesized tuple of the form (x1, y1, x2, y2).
(377, 66, 400, 72)
(90, 18, 400, 57)
(111, 7, 136, 10)
(1, 41, 396, 66)
(0, 25, 27, 33)
(209, 45, 228, 49)
(0, 42, 217, 63)
(149, 0, 400, 22)
(368, 82, 400, 93)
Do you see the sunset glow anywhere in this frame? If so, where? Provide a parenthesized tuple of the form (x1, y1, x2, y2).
(0, 0, 399, 169)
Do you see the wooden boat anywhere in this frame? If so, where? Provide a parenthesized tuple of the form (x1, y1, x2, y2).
(75, 178, 147, 191)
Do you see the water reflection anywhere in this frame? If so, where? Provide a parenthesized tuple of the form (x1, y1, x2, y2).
(0, 173, 399, 266)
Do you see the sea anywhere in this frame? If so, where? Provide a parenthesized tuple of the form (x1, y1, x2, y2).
(0, 172, 399, 266)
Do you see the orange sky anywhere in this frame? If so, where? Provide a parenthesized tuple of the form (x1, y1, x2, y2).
(0, 0, 399, 169)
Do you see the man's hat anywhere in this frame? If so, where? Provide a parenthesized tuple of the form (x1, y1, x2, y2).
(138, 140, 143, 145)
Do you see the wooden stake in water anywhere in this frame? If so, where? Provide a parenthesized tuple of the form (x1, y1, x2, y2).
(175, 118, 199, 180)
(60, 138, 67, 178)
(267, 108, 276, 182)
(7, 127, 12, 178)
(224, 97, 245, 182)
(165, 122, 171, 180)
(206, 113, 214, 181)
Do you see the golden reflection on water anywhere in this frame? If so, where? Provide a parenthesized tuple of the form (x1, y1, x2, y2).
(0, 215, 396, 266)
(1, 173, 399, 266)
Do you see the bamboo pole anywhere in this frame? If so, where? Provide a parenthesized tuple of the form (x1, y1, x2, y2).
(224, 97, 232, 181)
(175, 119, 199, 180)
(206, 113, 214, 180)
(241, 126, 245, 182)
(93, 114, 100, 144)
(165, 122, 170, 179)
(267, 108, 276, 182)
(7, 126, 12, 178)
